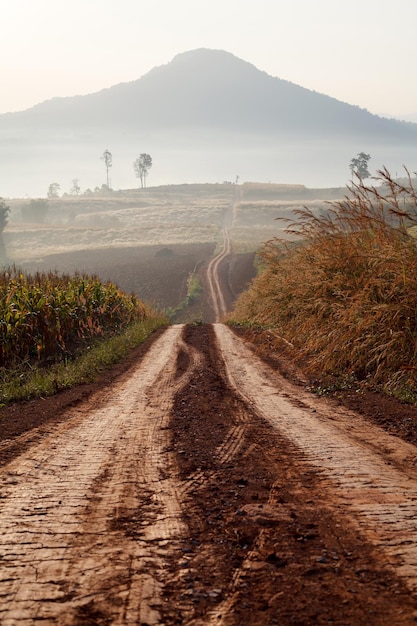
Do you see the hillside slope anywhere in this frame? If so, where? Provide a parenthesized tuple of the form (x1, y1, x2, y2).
(1, 49, 417, 196)
(1, 49, 415, 142)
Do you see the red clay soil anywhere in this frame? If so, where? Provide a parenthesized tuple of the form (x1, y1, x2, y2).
(0, 327, 167, 468)
(1, 326, 417, 623)
(161, 324, 417, 625)
(236, 326, 417, 449)
(3, 249, 417, 623)
(0, 243, 257, 462)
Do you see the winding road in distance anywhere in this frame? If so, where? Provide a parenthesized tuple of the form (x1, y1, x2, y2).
(206, 227, 232, 322)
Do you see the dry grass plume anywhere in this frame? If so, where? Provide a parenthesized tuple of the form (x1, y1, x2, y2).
(230, 168, 417, 397)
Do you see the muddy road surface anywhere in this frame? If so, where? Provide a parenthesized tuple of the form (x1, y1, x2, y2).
(3, 207, 417, 624)
(2, 323, 417, 624)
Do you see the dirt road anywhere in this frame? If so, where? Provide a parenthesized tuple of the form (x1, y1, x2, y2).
(206, 228, 232, 322)
(3, 217, 417, 623)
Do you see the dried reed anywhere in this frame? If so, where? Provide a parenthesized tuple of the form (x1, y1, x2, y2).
(231, 168, 417, 394)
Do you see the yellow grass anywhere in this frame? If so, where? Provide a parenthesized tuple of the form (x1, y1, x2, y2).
(230, 168, 417, 396)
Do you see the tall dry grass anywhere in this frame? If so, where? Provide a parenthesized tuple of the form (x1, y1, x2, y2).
(230, 168, 417, 395)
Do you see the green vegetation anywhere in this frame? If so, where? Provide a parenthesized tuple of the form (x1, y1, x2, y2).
(0, 316, 166, 405)
(0, 267, 151, 368)
(166, 270, 202, 321)
(0, 198, 10, 260)
(101, 149, 113, 189)
(21, 198, 49, 223)
(229, 168, 417, 400)
(47, 183, 61, 198)
(349, 152, 371, 180)
(0, 267, 167, 404)
(133, 153, 153, 189)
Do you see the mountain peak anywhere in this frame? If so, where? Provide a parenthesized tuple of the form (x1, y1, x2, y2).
(170, 48, 256, 69)
(1, 49, 417, 196)
(0, 48, 416, 142)
(143, 47, 267, 89)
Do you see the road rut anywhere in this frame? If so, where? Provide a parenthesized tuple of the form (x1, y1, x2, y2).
(2, 259, 417, 626)
(215, 324, 417, 591)
(0, 325, 196, 625)
(2, 324, 417, 623)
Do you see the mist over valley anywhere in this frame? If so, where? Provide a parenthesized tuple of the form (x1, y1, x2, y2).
(1, 49, 417, 197)
(2, 48, 417, 316)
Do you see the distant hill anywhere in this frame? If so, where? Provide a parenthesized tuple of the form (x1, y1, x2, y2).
(1, 48, 416, 141)
(1, 49, 417, 197)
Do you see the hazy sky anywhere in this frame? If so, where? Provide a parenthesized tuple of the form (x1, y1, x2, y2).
(1, 0, 417, 119)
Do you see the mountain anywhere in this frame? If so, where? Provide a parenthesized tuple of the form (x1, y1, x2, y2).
(1, 49, 417, 196)
(397, 113, 417, 124)
(1, 48, 416, 141)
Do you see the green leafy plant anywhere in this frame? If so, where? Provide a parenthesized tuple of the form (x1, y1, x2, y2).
(0, 267, 157, 369)
(0, 315, 166, 405)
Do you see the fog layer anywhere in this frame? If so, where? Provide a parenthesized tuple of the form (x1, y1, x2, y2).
(1, 49, 417, 197)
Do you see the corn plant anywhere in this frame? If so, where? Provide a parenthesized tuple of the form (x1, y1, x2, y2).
(0, 267, 150, 368)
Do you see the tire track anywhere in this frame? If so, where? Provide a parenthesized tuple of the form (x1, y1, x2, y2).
(0, 325, 200, 625)
(214, 322, 417, 594)
(206, 228, 231, 322)
(3, 306, 417, 622)
(164, 323, 416, 625)
(214, 404, 248, 464)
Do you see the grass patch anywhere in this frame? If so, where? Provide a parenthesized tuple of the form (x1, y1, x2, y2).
(0, 315, 167, 405)
(166, 270, 202, 321)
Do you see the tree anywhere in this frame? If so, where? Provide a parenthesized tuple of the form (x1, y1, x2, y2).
(47, 183, 61, 198)
(350, 152, 371, 180)
(21, 199, 49, 224)
(101, 149, 112, 189)
(133, 153, 152, 189)
(0, 198, 10, 260)
(70, 179, 81, 195)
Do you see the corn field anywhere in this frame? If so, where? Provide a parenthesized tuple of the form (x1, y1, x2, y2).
(0, 267, 149, 368)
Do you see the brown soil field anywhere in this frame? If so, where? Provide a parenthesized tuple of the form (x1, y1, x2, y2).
(22, 243, 256, 322)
